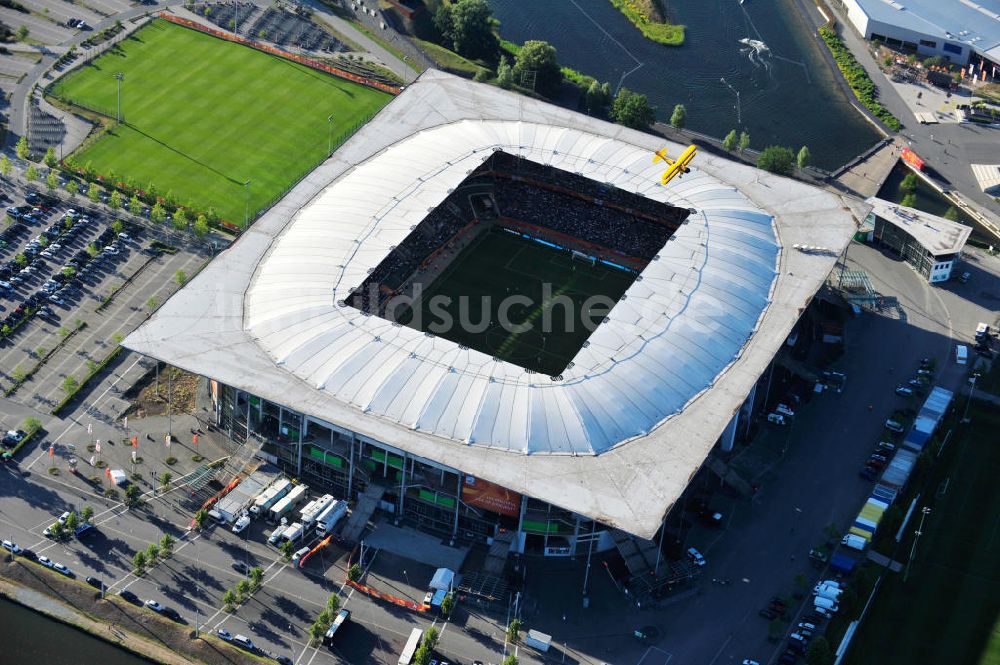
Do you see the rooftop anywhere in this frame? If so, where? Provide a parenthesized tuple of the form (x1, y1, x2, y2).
(853, 0, 1000, 60)
(124, 71, 865, 538)
(867, 196, 972, 255)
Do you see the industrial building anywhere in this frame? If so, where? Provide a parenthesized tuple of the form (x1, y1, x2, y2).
(836, 0, 1000, 65)
(865, 197, 971, 283)
(124, 71, 864, 556)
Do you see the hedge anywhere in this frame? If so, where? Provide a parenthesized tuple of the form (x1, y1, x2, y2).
(819, 27, 901, 131)
(51, 346, 123, 415)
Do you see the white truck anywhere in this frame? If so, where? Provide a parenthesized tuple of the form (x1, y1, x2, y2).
(267, 523, 289, 545)
(524, 629, 551, 653)
(249, 478, 291, 518)
(281, 522, 307, 544)
(268, 484, 308, 523)
(314, 500, 349, 537)
(300, 494, 335, 528)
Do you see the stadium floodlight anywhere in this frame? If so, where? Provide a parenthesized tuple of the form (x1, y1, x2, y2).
(114, 72, 125, 123)
(327, 114, 335, 156)
(243, 179, 251, 228)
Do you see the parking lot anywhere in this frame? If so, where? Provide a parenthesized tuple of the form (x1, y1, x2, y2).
(1, 177, 210, 412)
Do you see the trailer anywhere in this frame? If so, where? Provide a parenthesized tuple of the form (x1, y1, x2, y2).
(249, 478, 292, 518)
(281, 522, 307, 543)
(314, 500, 349, 536)
(269, 484, 308, 523)
(524, 629, 551, 652)
(215, 468, 278, 524)
(300, 494, 335, 527)
(829, 553, 857, 575)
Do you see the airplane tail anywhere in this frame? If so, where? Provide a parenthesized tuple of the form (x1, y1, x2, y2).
(652, 148, 675, 165)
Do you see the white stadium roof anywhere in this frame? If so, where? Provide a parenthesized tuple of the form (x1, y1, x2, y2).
(125, 71, 866, 537)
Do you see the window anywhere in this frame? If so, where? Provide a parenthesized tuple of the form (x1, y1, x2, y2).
(943, 42, 962, 55)
(871, 33, 887, 42)
(920, 39, 936, 48)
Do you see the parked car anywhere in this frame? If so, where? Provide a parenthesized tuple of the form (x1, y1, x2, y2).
(894, 386, 913, 396)
(686, 547, 706, 567)
(217, 629, 234, 641)
(85, 575, 102, 588)
(144, 599, 164, 613)
(37, 555, 54, 568)
(118, 590, 140, 604)
(53, 562, 73, 576)
(1, 540, 22, 554)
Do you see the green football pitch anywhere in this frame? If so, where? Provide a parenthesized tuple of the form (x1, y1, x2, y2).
(394, 228, 636, 376)
(50, 20, 390, 225)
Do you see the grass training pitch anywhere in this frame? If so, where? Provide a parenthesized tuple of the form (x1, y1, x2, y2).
(50, 20, 390, 225)
(845, 402, 1000, 665)
(393, 228, 636, 376)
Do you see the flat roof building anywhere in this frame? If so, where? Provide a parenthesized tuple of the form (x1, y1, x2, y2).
(866, 196, 971, 282)
(124, 71, 864, 554)
(838, 0, 1000, 64)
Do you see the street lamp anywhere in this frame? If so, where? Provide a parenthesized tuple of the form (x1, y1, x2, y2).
(962, 372, 980, 422)
(243, 179, 251, 228)
(903, 506, 931, 582)
(114, 72, 125, 123)
(720, 77, 741, 126)
(327, 114, 335, 156)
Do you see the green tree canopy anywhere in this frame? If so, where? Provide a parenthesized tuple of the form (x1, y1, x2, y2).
(670, 103, 687, 129)
(610, 88, 655, 129)
(193, 214, 210, 238)
(496, 55, 514, 89)
(901, 192, 917, 207)
(943, 206, 959, 221)
(128, 195, 142, 216)
(757, 145, 795, 175)
(723, 129, 738, 152)
(434, 0, 498, 61)
(25, 164, 38, 181)
(46, 170, 58, 190)
(88, 184, 101, 203)
(109, 190, 123, 210)
(66, 179, 79, 196)
(513, 40, 562, 96)
(900, 172, 918, 194)
(44, 147, 58, 168)
(797, 145, 811, 169)
(738, 131, 751, 152)
(15, 136, 29, 160)
(150, 202, 166, 224)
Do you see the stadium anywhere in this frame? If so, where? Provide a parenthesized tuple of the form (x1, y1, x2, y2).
(124, 71, 865, 556)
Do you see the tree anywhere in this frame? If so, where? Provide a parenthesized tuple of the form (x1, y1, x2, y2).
(223, 589, 237, 611)
(172, 208, 188, 231)
(62, 374, 79, 395)
(193, 214, 210, 238)
(435, 0, 498, 61)
(62, 266, 76, 278)
(309, 619, 326, 642)
(327, 593, 341, 612)
(279, 540, 295, 560)
(900, 172, 918, 194)
(146, 543, 159, 561)
(44, 147, 58, 168)
(128, 195, 142, 216)
(901, 192, 917, 207)
(124, 483, 141, 507)
(738, 131, 751, 153)
(506, 618, 521, 643)
(806, 636, 834, 665)
(502, 656, 519, 665)
(0, 155, 11, 176)
(250, 566, 264, 591)
(112, 219, 124, 234)
(109, 190, 123, 210)
(66, 180, 79, 196)
(797, 145, 811, 169)
(440, 591, 455, 616)
(64, 511, 80, 532)
(944, 206, 959, 221)
(757, 145, 795, 175)
(585, 79, 609, 114)
(194, 508, 208, 530)
(175, 269, 187, 286)
(25, 164, 38, 182)
(236, 579, 251, 600)
(146, 296, 159, 311)
(81, 505, 94, 523)
(513, 40, 562, 96)
(15, 136, 29, 160)
(423, 627, 439, 650)
(723, 129, 738, 152)
(46, 170, 58, 190)
(348, 563, 362, 582)
(610, 88, 655, 129)
(670, 103, 687, 129)
(496, 55, 514, 89)
(88, 184, 101, 203)
(133, 550, 147, 574)
(150, 202, 166, 224)
(159, 471, 172, 490)
(16, 25, 28, 41)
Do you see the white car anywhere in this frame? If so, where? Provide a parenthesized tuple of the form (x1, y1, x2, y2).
(686, 547, 706, 566)
(37, 556, 54, 568)
(53, 562, 72, 576)
(57, 511, 71, 524)
(216, 628, 233, 641)
(144, 599, 164, 612)
(232, 515, 251, 534)
(1, 540, 22, 554)
(774, 403, 795, 417)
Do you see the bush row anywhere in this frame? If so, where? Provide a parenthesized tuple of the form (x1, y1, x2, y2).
(51, 346, 123, 416)
(819, 27, 901, 132)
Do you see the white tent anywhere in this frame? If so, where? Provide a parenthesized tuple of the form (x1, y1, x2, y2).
(971, 164, 1000, 196)
(429, 568, 455, 592)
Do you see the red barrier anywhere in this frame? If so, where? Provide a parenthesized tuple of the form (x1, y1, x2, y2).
(189, 474, 242, 528)
(158, 14, 402, 96)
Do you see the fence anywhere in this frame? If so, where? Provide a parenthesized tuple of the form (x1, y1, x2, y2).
(158, 13, 402, 95)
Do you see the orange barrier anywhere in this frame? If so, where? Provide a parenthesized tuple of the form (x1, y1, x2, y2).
(298, 534, 332, 568)
(189, 474, 242, 528)
(158, 14, 402, 95)
(345, 579, 427, 612)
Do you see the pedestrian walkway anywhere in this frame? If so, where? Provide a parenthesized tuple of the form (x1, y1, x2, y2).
(835, 139, 900, 197)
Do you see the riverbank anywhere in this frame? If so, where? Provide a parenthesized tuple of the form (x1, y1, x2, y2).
(0, 558, 261, 665)
(607, 0, 684, 46)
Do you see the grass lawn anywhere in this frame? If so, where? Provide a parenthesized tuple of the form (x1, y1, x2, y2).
(50, 19, 390, 225)
(845, 402, 1000, 665)
(395, 228, 636, 376)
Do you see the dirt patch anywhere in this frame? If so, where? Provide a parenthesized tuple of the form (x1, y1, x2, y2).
(0, 558, 265, 665)
(132, 366, 199, 418)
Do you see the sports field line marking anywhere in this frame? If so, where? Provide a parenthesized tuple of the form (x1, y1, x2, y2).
(636, 645, 673, 665)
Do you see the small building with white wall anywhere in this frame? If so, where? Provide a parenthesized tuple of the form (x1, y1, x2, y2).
(835, 0, 1000, 65)
(970, 164, 1000, 196)
(866, 196, 972, 282)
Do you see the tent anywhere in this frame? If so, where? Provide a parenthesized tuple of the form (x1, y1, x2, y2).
(429, 567, 455, 592)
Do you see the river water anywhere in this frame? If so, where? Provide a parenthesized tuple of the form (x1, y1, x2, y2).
(0, 596, 153, 664)
(489, 0, 880, 170)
